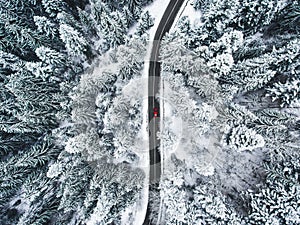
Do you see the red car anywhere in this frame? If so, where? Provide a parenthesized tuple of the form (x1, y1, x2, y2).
(153, 107, 158, 118)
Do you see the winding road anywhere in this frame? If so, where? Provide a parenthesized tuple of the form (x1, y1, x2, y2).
(144, 0, 184, 224)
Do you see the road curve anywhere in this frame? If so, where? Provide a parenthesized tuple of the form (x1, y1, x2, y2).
(144, 0, 184, 224)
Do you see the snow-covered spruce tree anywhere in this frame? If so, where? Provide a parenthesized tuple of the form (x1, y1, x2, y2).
(89, 1, 127, 49)
(26, 46, 71, 82)
(264, 1, 300, 36)
(266, 78, 300, 107)
(245, 152, 300, 225)
(56, 158, 93, 218)
(16, 194, 60, 225)
(33, 16, 58, 39)
(59, 23, 88, 59)
(266, 41, 300, 106)
(161, 155, 241, 225)
(70, 70, 117, 127)
(135, 10, 154, 36)
(0, 132, 36, 157)
(13, 169, 60, 225)
(192, 0, 207, 10)
(224, 124, 265, 152)
(251, 109, 296, 146)
(2, 69, 68, 134)
(220, 33, 299, 96)
(161, 156, 189, 225)
(187, 73, 221, 102)
(114, 0, 145, 23)
(233, 34, 268, 61)
(103, 93, 143, 162)
(0, 0, 53, 58)
(105, 11, 128, 48)
(206, 30, 243, 78)
(64, 127, 113, 161)
(194, 0, 240, 43)
(177, 16, 192, 37)
(218, 101, 297, 150)
(220, 51, 277, 93)
(217, 103, 258, 128)
(236, 0, 286, 35)
(116, 36, 147, 79)
(188, 185, 243, 225)
(41, 0, 66, 17)
(160, 32, 196, 72)
(0, 137, 61, 224)
(81, 163, 144, 225)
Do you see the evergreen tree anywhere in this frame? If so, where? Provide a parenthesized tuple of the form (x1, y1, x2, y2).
(266, 78, 300, 107)
(59, 23, 88, 57)
(224, 124, 265, 152)
(220, 51, 277, 93)
(264, 1, 300, 36)
(236, 0, 286, 35)
(193, 0, 206, 10)
(41, 0, 66, 17)
(251, 109, 296, 146)
(245, 153, 300, 224)
(0, 137, 60, 219)
(33, 16, 58, 39)
(135, 11, 154, 36)
(196, 0, 239, 43)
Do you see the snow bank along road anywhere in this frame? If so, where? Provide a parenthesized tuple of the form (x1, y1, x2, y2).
(144, 0, 184, 224)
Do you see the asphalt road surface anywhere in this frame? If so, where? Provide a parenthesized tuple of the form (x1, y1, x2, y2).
(144, 0, 184, 224)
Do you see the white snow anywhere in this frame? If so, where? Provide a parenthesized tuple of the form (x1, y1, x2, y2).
(125, 1, 203, 223)
(121, 182, 149, 225)
(126, 1, 173, 224)
(159, 72, 220, 178)
(129, 0, 171, 41)
(170, 0, 202, 31)
(180, 0, 202, 26)
(9, 193, 30, 213)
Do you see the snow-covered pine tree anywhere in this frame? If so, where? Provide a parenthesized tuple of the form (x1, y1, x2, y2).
(195, 0, 239, 43)
(65, 127, 108, 161)
(177, 16, 192, 36)
(59, 23, 88, 58)
(188, 185, 241, 225)
(33, 16, 58, 39)
(224, 124, 265, 152)
(0, 137, 61, 223)
(3, 69, 65, 133)
(35, 46, 67, 77)
(266, 78, 300, 107)
(236, 0, 286, 35)
(245, 152, 300, 224)
(135, 11, 154, 36)
(192, 0, 206, 10)
(104, 11, 127, 48)
(84, 163, 145, 225)
(16, 194, 60, 225)
(56, 158, 93, 215)
(41, 0, 65, 17)
(160, 32, 198, 72)
(220, 51, 277, 93)
(251, 109, 296, 146)
(216, 103, 258, 128)
(161, 157, 189, 225)
(264, 1, 300, 36)
(116, 37, 147, 79)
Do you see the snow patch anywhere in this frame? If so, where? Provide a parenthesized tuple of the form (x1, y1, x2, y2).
(170, 0, 202, 31)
